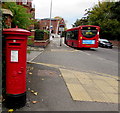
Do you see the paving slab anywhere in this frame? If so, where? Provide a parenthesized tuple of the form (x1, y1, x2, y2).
(60, 68, 118, 103)
(27, 47, 44, 62)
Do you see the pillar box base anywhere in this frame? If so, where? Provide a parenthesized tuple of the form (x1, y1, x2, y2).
(5, 92, 26, 109)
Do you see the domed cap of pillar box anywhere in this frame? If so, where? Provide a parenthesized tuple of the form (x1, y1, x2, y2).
(3, 27, 31, 36)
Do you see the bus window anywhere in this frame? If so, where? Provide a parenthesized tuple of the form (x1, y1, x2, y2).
(66, 31, 71, 39)
(66, 30, 78, 40)
(81, 27, 98, 38)
(73, 30, 78, 40)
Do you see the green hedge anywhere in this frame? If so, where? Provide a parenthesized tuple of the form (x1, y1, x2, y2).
(35, 29, 49, 40)
(27, 36, 34, 46)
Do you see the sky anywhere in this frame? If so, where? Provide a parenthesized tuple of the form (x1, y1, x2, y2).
(32, 0, 104, 28)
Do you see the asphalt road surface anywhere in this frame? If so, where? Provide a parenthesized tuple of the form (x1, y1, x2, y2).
(34, 37, 118, 77)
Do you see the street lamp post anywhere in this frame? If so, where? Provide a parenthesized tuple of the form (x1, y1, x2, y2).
(49, 0, 52, 40)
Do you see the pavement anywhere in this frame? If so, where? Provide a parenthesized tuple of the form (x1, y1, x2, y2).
(27, 46, 44, 62)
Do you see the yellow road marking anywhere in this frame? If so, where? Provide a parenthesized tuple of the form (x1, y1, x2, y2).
(51, 49, 79, 52)
(27, 61, 65, 68)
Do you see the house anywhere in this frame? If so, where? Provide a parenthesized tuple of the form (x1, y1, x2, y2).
(2, 8, 13, 28)
(39, 18, 66, 35)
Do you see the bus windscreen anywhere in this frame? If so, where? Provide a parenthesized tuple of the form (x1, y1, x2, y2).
(81, 27, 98, 38)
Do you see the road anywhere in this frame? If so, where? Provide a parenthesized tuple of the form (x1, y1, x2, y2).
(15, 37, 118, 111)
(34, 37, 118, 77)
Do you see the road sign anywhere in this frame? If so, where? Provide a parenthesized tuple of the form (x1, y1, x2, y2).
(50, 25, 53, 29)
(59, 27, 64, 31)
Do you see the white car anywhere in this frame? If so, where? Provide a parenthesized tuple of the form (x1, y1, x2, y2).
(99, 39, 113, 48)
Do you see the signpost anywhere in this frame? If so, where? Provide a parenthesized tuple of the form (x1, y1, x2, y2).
(59, 27, 64, 46)
(59, 27, 64, 32)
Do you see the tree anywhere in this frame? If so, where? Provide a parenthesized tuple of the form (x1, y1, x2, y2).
(2, 2, 33, 29)
(110, 1, 120, 21)
(109, 1, 120, 40)
(72, 17, 88, 27)
(86, 1, 120, 40)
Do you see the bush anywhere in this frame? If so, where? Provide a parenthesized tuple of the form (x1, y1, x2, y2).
(27, 36, 34, 46)
(28, 36, 34, 39)
(35, 29, 49, 40)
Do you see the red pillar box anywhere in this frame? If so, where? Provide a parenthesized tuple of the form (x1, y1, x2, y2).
(3, 28, 31, 108)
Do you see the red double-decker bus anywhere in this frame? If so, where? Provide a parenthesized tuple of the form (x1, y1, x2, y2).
(65, 25, 100, 48)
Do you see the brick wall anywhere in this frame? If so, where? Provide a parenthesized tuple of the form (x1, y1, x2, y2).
(109, 40, 120, 47)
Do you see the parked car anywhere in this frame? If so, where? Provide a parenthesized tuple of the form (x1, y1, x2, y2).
(99, 39, 113, 48)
